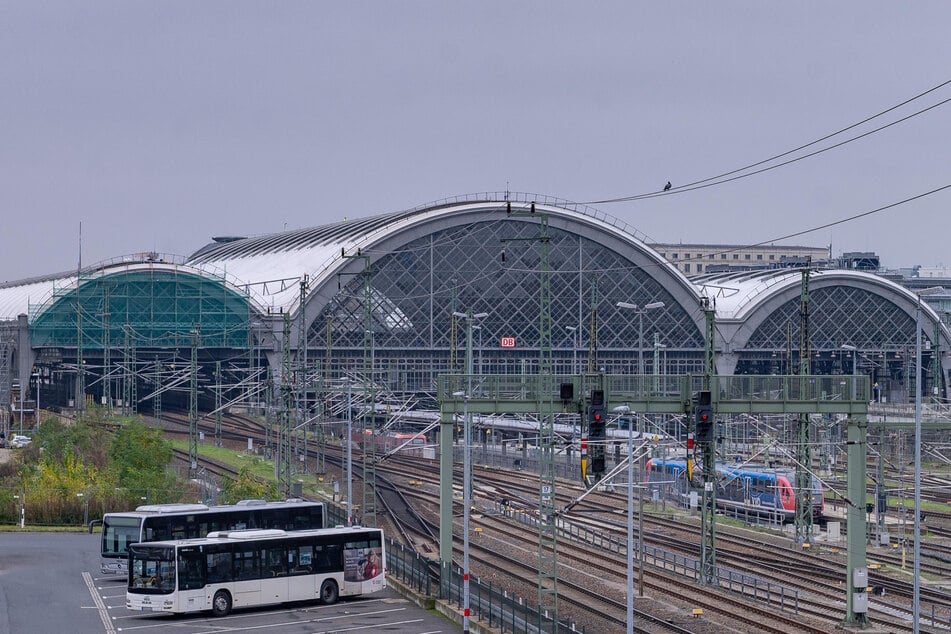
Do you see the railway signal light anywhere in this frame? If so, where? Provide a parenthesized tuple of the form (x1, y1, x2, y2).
(588, 389, 606, 437)
(695, 390, 713, 442)
(588, 389, 606, 476)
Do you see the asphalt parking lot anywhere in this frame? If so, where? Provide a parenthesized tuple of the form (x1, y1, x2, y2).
(0, 531, 458, 634)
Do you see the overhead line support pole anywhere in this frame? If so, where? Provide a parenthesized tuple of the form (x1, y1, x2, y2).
(796, 267, 814, 543)
(502, 202, 558, 630)
(698, 297, 718, 585)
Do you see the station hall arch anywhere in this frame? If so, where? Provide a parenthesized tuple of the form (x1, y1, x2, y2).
(297, 199, 708, 396)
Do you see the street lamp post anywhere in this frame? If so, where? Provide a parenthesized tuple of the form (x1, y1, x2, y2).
(452, 309, 487, 634)
(77, 491, 89, 526)
(616, 302, 665, 375)
(14, 492, 24, 528)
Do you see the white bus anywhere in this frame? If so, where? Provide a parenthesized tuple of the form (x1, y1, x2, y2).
(99, 499, 325, 575)
(126, 526, 385, 616)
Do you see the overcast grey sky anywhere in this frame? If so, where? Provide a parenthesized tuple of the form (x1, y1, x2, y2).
(2, 3, 949, 282)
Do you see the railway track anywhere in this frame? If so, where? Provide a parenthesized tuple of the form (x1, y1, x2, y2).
(150, 411, 951, 631)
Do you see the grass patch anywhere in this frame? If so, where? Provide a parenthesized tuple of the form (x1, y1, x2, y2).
(167, 439, 334, 500)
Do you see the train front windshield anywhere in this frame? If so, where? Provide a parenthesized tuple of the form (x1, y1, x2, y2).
(129, 544, 176, 594)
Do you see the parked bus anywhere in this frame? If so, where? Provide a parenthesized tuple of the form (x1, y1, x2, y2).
(126, 526, 385, 616)
(100, 499, 325, 575)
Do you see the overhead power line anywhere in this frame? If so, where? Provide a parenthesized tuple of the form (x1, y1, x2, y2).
(585, 78, 951, 205)
(746, 183, 951, 250)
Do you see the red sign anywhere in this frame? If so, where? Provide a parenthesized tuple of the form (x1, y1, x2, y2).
(500, 336, 516, 348)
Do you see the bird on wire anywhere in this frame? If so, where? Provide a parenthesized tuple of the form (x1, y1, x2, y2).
(663, 181, 672, 191)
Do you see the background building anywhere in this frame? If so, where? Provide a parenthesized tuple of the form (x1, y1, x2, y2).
(649, 243, 831, 275)
(0, 192, 948, 431)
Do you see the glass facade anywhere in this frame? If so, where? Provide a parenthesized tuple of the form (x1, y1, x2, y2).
(310, 219, 705, 393)
(9, 199, 948, 410)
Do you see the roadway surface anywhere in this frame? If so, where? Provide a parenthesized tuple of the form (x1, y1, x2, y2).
(0, 531, 458, 634)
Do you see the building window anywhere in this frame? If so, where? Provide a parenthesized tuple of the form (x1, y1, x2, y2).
(696, 264, 703, 272)
(708, 254, 715, 260)
(721, 254, 727, 259)
(733, 254, 739, 260)
(745, 254, 751, 260)
(683, 263, 691, 273)
(757, 254, 763, 260)
(672, 253, 678, 259)
(769, 255, 775, 260)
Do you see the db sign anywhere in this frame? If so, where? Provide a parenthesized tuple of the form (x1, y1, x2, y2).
(500, 336, 516, 348)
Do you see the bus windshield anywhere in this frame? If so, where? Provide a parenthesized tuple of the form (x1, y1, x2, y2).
(102, 515, 143, 557)
(129, 545, 176, 593)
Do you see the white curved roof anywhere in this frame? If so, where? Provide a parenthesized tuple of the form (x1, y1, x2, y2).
(696, 268, 942, 322)
(0, 273, 70, 322)
(185, 192, 694, 316)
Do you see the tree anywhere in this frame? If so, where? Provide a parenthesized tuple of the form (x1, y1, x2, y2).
(218, 465, 279, 504)
(107, 420, 178, 504)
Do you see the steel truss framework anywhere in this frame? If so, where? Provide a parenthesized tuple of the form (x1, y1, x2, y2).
(309, 218, 706, 393)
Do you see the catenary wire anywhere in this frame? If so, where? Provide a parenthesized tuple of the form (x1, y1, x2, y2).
(585, 78, 951, 205)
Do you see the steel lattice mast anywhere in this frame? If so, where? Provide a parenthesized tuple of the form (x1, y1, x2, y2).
(279, 311, 294, 495)
(698, 297, 718, 585)
(341, 248, 375, 526)
(795, 267, 814, 543)
(101, 286, 111, 413)
(214, 361, 223, 447)
(188, 327, 200, 478)
(504, 202, 558, 629)
(123, 324, 137, 416)
(297, 276, 309, 475)
(361, 260, 376, 526)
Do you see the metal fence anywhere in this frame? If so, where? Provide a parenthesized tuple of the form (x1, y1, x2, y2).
(384, 539, 581, 633)
(326, 501, 580, 633)
(496, 501, 800, 615)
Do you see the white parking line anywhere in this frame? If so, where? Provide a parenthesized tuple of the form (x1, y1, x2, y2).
(188, 611, 420, 634)
(115, 605, 415, 633)
(83, 571, 117, 634)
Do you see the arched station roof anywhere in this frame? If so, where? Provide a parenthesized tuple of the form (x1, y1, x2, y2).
(0, 256, 263, 350)
(186, 193, 708, 357)
(0, 192, 945, 393)
(696, 268, 951, 354)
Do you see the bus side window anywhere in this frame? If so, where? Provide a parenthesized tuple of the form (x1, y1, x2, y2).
(292, 544, 314, 575)
(234, 546, 258, 580)
(266, 546, 287, 576)
(207, 551, 232, 584)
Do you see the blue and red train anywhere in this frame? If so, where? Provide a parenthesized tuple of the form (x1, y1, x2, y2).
(645, 458, 825, 522)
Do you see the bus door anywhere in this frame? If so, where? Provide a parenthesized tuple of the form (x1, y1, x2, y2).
(262, 545, 290, 604)
(177, 547, 207, 611)
(232, 545, 262, 606)
(287, 542, 317, 602)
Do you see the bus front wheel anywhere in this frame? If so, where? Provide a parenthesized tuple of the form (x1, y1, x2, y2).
(320, 580, 339, 605)
(212, 590, 232, 617)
